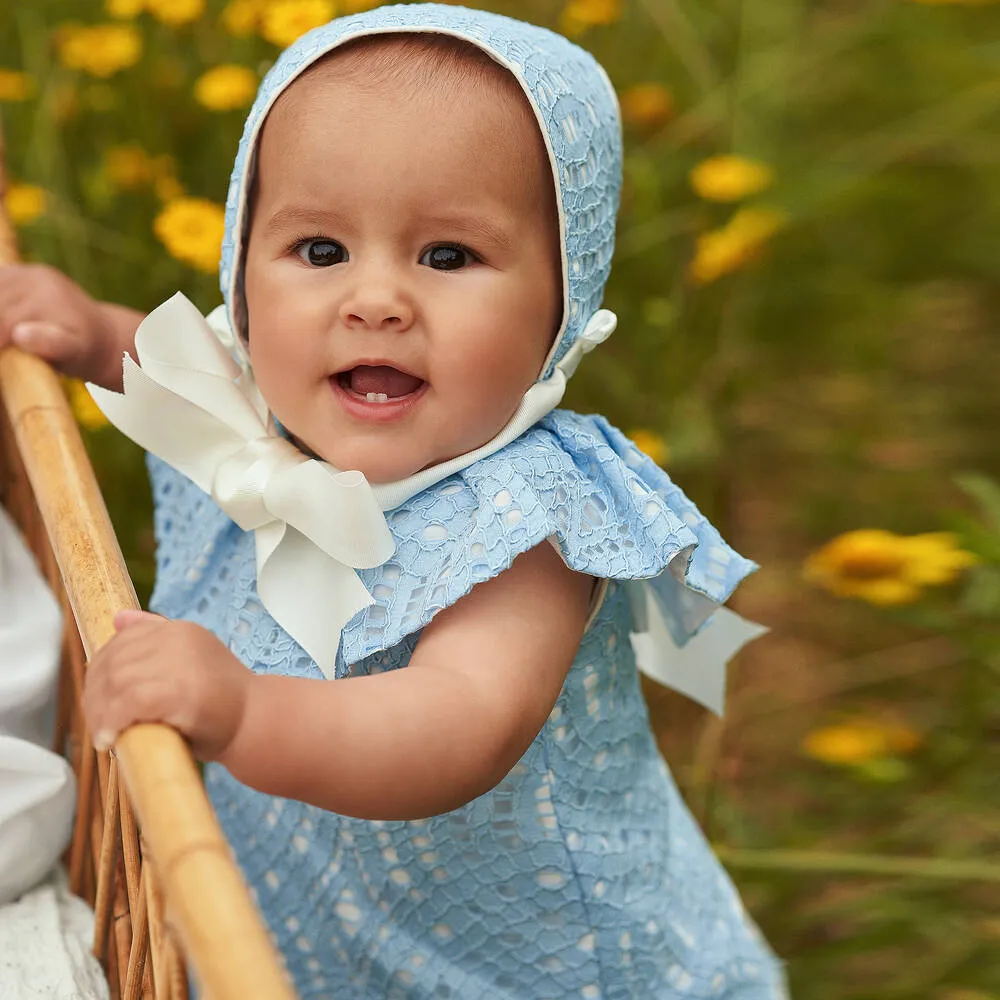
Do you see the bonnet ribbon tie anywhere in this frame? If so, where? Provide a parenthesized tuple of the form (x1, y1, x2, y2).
(88, 293, 395, 678)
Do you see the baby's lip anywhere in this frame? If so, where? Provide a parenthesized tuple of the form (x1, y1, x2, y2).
(333, 358, 424, 381)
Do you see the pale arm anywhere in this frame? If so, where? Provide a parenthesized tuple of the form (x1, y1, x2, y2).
(218, 541, 594, 819)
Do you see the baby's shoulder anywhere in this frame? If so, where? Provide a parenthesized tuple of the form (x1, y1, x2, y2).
(338, 410, 684, 665)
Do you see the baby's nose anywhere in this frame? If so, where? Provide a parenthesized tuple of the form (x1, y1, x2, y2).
(339, 274, 414, 331)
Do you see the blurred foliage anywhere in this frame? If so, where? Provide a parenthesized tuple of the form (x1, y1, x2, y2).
(2, 0, 1000, 997)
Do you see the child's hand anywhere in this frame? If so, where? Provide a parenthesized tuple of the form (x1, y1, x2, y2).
(83, 610, 253, 761)
(0, 264, 141, 389)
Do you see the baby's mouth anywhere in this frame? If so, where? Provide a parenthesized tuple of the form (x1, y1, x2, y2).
(336, 365, 425, 403)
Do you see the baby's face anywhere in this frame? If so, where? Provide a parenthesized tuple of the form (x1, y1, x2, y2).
(243, 59, 561, 482)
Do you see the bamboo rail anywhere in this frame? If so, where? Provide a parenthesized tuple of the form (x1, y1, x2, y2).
(0, 128, 295, 1000)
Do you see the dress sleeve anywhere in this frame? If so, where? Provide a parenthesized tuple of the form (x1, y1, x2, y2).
(337, 409, 761, 713)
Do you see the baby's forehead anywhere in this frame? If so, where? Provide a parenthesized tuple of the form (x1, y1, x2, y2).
(266, 33, 533, 134)
(255, 35, 553, 204)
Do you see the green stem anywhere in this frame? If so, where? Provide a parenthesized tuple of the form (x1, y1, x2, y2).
(634, 0, 721, 96)
(714, 845, 1000, 883)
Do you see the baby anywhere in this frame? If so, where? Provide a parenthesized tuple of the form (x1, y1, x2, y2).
(0, 5, 786, 998)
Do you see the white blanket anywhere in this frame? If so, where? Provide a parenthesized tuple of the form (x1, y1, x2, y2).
(0, 869, 109, 1000)
(0, 504, 108, 998)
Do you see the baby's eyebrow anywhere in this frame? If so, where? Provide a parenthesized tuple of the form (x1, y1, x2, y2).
(262, 206, 351, 239)
(424, 215, 513, 253)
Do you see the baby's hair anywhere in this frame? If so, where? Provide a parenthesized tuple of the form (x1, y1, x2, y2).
(235, 32, 560, 341)
(301, 31, 526, 100)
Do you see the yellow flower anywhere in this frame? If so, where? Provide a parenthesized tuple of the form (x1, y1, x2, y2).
(0, 69, 35, 102)
(689, 206, 786, 285)
(194, 65, 258, 111)
(105, 145, 153, 190)
(105, 0, 145, 17)
(65, 380, 109, 431)
(220, 0, 266, 36)
(341, 0, 382, 10)
(154, 197, 225, 273)
(619, 83, 674, 132)
(5, 184, 47, 226)
(900, 532, 979, 586)
(56, 23, 142, 78)
(629, 429, 669, 466)
(146, 0, 206, 26)
(559, 0, 622, 36)
(690, 155, 774, 202)
(261, 0, 335, 47)
(803, 529, 977, 605)
(803, 720, 922, 767)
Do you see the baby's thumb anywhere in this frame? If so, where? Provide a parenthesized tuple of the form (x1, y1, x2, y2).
(10, 320, 78, 366)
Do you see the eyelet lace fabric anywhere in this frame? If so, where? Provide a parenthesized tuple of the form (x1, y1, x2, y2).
(219, 3, 622, 379)
(147, 418, 786, 999)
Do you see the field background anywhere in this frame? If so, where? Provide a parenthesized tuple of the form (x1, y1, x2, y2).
(2, 1, 999, 997)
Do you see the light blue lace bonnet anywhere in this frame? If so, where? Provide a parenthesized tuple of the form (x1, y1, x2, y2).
(206, 3, 765, 714)
(219, 2, 621, 382)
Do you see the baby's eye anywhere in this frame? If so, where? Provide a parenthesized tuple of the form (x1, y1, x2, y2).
(296, 239, 348, 267)
(419, 244, 477, 271)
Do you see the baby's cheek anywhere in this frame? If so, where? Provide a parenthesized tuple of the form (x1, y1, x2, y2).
(453, 381, 523, 451)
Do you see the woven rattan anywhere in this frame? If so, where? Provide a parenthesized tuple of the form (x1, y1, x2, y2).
(0, 126, 295, 1000)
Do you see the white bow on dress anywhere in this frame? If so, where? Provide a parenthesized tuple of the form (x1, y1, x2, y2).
(88, 293, 395, 678)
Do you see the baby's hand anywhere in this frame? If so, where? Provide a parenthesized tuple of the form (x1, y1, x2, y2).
(83, 610, 253, 761)
(0, 263, 136, 388)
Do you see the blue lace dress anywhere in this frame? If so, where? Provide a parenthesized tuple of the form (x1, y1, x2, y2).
(148, 411, 787, 1000)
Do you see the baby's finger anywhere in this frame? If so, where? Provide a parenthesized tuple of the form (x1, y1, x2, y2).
(0, 286, 30, 344)
(82, 662, 115, 750)
(97, 676, 187, 748)
(93, 727, 117, 753)
(10, 320, 81, 366)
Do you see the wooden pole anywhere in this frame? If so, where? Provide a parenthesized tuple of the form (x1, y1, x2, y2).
(0, 124, 295, 1000)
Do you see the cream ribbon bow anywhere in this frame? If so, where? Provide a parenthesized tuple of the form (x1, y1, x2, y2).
(88, 293, 395, 678)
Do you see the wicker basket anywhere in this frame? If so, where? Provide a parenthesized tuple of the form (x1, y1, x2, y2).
(0, 137, 295, 1000)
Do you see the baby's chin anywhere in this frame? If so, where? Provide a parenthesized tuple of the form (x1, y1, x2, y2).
(300, 437, 494, 484)
(293, 439, 451, 483)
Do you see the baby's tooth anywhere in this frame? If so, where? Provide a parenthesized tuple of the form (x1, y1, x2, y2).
(366, 392, 378, 402)
(365, 392, 391, 403)
(376, 392, 388, 403)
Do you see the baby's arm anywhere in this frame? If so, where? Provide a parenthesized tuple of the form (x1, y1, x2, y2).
(0, 264, 142, 389)
(85, 542, 593, 819)
(223, 541, 593, 817)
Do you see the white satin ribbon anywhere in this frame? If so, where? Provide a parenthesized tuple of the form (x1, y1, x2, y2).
(627, 582, 767, 716)
(88, 293, 396, 678)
